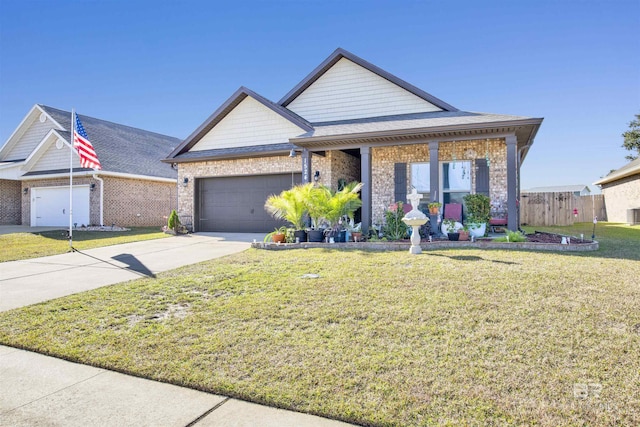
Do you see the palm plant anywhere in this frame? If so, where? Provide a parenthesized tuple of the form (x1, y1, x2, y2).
(321, 181, 363, 231)
(264, 184, 310, 230)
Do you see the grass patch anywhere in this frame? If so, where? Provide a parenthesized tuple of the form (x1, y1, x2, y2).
(0, 227, 168, 262)
(0, 224, 639, 425)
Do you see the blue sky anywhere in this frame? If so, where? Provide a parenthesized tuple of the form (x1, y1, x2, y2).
(1, 0, 638, 191)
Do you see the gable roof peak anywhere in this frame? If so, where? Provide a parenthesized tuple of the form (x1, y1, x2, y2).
(278, 47, 458, 112)
(166, 86, 313, 159)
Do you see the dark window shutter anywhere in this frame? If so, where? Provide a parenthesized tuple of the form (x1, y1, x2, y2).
(475, 159, 490, 196)
(394, 163, 407, 204)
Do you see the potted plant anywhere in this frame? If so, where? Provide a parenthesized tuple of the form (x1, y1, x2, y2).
(427, 201, 442, 215)
(441, 217, 462, 235)
(346, 219, 362, 242)
(463, 194, 491, 238)
(265, 184, 310, 243)
(458, 224, 470, 241)
(305, 182, 363, 243)
(442, 218, 460, 241)
(264, 226, 288, 243)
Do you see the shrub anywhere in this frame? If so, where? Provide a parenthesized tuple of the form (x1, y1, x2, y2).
(463, 194, 491, 224)
(495, 230, 527, 242)
(167, 210, 180, 232)
(383, 202, 408, 240)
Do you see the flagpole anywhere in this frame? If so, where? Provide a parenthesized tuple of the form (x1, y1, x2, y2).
(70, 109, 74, 250)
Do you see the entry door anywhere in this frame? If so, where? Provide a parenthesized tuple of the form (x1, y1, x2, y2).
(31, 186, 90, 226)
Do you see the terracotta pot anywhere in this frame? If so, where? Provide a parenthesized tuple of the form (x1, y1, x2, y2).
(458, 230, 470, 241)
(351, 232, 362, 242)
(429, 207, 440, 215)
(272, 233, 286, 243)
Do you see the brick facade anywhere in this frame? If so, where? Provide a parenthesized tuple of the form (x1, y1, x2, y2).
(326, 150, 360, 189)
(600, 174, 640, 223)
(102, 177, 176, 227)
(371, 138, 507, 223)
(177, 141, 509, 229)
(0, 179, 21, 224)
(177, 153, 335, 224)
(19, 176, 175, 227)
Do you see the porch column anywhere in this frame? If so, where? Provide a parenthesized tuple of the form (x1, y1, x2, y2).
(301, 148, 311, 183)
(506, 135, 518, 231)
(429, 141, 439, 202)
(360, 146, 372, 236)
(429, 141, 441, 236)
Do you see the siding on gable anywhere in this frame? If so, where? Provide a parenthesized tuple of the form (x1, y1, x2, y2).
(31, 141, 81, 172)
(190, 97, 306, 151)
(287, 58, 442, 123)
(3, 116, 57, 161)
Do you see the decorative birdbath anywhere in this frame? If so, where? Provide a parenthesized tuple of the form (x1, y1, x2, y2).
(402, 189, 429, 254)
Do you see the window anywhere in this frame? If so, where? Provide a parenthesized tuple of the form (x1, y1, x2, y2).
(442, 161, 471, 205)
(410, 163, 430, 213)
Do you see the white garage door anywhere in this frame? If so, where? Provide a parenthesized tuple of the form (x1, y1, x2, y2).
(31, 186, 90, 227)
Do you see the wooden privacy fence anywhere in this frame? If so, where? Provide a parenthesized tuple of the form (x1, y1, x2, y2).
(520, 192, 607, 226)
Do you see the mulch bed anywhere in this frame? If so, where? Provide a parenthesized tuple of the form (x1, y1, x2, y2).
(526, 231, 593, 244)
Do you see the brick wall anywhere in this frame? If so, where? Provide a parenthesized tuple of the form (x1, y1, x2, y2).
(102, 177, 176, 227)
(0, 179, 21, 224)
(371, 139, 507, 223)
(600, 174, 640, 223)
(20, 176, 175, 227)
(327, 150, 360, 189)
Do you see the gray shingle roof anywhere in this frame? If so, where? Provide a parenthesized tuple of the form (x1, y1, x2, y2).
(594, 157, 640, 185)
(40, 105, 179, 179)
(296, 111, 535, 139)
(171, 143, 297, 162)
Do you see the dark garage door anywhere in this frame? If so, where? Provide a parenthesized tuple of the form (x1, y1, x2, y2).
(197, 174, 301, 232)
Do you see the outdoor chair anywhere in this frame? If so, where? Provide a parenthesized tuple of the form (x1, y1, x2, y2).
(489, 214, 508, 233)
(443, 203, 463, 222)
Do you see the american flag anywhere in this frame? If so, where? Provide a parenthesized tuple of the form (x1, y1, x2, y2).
(73, 113, 102, 170)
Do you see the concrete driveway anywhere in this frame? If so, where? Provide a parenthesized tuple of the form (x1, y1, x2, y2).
(0, 232, 262, 312)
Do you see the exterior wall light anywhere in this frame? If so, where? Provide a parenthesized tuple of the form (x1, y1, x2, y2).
(23, 187, 29, 195)
(183, 177, 189, 187)
(313, 171, 320, 182)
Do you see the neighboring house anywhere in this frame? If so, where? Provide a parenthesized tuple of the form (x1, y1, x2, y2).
(594, 158, 640, 224)
(523, 185, 592, 197)
(0, 104, 179, 227)
(166, 48, 543, 233)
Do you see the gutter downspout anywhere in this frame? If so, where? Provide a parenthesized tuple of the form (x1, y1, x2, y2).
(93, 174, 104, 226)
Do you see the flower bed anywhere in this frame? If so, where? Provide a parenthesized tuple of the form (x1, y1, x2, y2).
(254, 232, 599, 252)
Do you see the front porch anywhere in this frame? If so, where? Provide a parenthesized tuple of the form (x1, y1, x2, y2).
(298, 132, 527, 235)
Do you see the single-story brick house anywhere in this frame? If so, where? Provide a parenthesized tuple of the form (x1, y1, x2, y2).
(594, 157, 640, 224)
(166, 48, 543, 234)
(0, 104, 179, 227)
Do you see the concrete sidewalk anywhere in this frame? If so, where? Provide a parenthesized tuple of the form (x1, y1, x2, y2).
(0, 233, 356, 426)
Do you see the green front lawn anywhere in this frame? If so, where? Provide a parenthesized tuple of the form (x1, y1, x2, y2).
(0, 224, 638, 425)
(0, 227, 169, 262)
